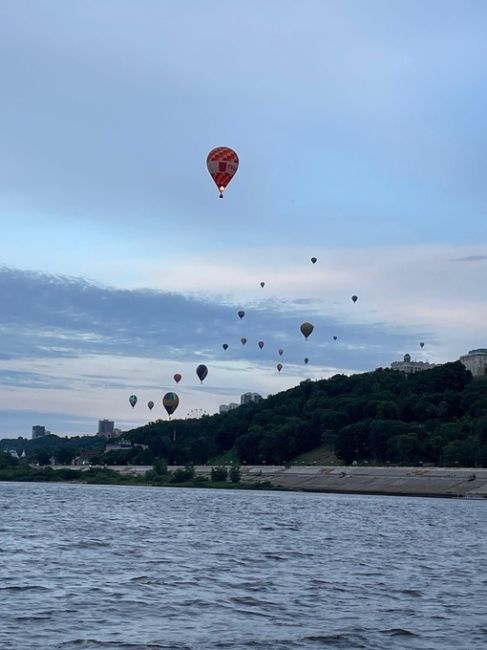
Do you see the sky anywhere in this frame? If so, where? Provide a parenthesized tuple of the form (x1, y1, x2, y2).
(1, 0, 487, 438)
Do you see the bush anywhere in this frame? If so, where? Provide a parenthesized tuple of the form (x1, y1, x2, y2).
(211, 466, 228, 482)
(170, 465, 195, 483)
(229, 465, 241, 483)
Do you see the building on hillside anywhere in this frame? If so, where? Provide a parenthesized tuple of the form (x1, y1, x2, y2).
(459, 349, 487, 377)
(219, 403, 239, 414)
(105, 441, 132, 452)
(32, 425, 50, 439)
(390, 354, 437, 375)
(240, 392, 263, 405)
(97, 419, 115, 436)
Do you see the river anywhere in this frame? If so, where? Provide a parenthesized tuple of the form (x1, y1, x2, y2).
(0, 482, 486, 649)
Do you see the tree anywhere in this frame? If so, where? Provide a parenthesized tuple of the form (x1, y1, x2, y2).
(211, 466, 228, 482)
(229, 465, 241, 483)
(35, 449, 51, 466)
(54, 448, 74, 465)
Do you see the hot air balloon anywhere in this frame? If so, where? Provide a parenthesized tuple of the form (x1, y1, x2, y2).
(311, 257, 317, 264)
(207, 147, 239, 198)
(241, 337, 247, 345)
(163, 392, 179, 417)
(300, 322, 314, 340)
(260, 281, 265, 288)
(277, 363, 283, 372)
(333, 336, 338, 341)
(129, 395, 137, 408)
(222, 343, 229, 350)
(238, 310, 245, 319)
(258, 341, 264, 349)
(304, 357, 309, 365)
(420, 342, 425, 348)
(351, 295, 358, 303)
(147, 400, 154, 411)
(196, 364, 208, 383)
(173, 373, 182, 384)
(278, 348, 284, 356)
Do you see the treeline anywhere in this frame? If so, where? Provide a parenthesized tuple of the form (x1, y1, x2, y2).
(3, 361, 487, 467)
(125, 362, 487, 467)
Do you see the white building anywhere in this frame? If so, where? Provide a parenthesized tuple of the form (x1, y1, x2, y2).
(391, 354, 437, 375)
(459, 349, 487, 377)
(240, 392, 263, 405)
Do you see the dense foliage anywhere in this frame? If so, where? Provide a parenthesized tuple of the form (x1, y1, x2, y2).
(2, 362, 487, 467)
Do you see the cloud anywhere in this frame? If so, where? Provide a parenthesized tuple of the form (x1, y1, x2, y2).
(452, 255, 487, 263)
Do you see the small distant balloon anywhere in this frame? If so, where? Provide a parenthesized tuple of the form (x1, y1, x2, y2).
(258, 340, 264, 350)
(278, 348, 284, 356)
(163, 392, 179, 417)
(311, 257, 317, 264)
(147, 400, 154, 411)
(300, 322, 314, 340)
(333, 336, 338, 341)
(196, 364, 208, 383)
(238, 310, 245, 319)
(222, 343, 229, 350)
(304, 357, 309, 365)
(351, 295, 358, 303)
(129, 395, 137, 408)
(206, 146, 239, 198)
(241, 337, 247, 345)
(173, 373, 182, 384)
(420, 342, 425, 348)
(260, 281, 265, 288)
(277, 363, 283, 372)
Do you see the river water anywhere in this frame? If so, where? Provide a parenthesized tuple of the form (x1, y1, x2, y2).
(0, 482, 486, 650)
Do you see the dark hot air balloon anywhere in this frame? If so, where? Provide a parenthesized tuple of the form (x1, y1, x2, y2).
(173, 373, 182, 384)
(260, 281, 265, 288)
(196, 364, 208, 383)
(222, 343, 229, 350)
(207, 147, 239, 198)
(277, 363, 283, 372)
(258, 341, 264, 349)
(238, 310, 245, 319)
(300, 322, 314, 340)
(420, 342, 425, 348)
(147, 400, 154, 411)
(241, 337, 247, 345)
(311, 257, 317, 264)
(163, 392, 179, 417)
(333, 336, 338, 341)
(278, 348, 284, 356)
(351, 295, 358, 303)
(304, 357, 309, 365)
(129, 395, 137, 408)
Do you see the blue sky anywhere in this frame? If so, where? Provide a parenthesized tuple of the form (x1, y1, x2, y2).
(1, 1, 486, 437)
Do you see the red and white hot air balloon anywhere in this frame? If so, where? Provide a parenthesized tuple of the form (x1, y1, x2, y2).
(207, 147, 239, 198)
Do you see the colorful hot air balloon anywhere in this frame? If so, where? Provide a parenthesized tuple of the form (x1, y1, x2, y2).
(196, 364, 208, 383)
(311, 257, 317, 264)
(238, 310, 245, 319)
(173, 373, 182, 384)
(222, 343, 229, 350)
(300, 322, 314, 340)
(278, 348, 284, 356)
(351, 295, 358, 303)
(147, 400, 154, 411)
(420, 342, 425, 348)
(163, 392, 179, 417)
(258, 341, 264, 349)
(241, 337, 247, 345)
(260, 281, 265, 288)
(277, 363, 283, 372)
(304, 357, 309, 365)
(333, 336, 338, 341)
(129, 394, 137, 408)
(207, 147, 239, 198)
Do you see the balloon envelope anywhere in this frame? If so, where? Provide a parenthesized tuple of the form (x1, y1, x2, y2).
(311, 257, 317, 264)
(207, 147, 239, 197)
(241, 337, 247, 345)
(351, 295, 358, 303)
(196, 364, 208, 383)
(277, 363, 283, 372)
(129, 394, 137, 408)
(333, 336, 338, 341)
(304, 357, 309, 364)
(258, 341, 264, 349)
(420, 342, 425, 348)
(173, 373, 182, 384)
(222, 343, 228, 350)
(300, 322, 314, 340)
(163, 392, 179, 416)
(278, 348, 284, 356)
(260, 281, 265, 288)
(147, 401, 154, 410)
(238, 310, 245, 319)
